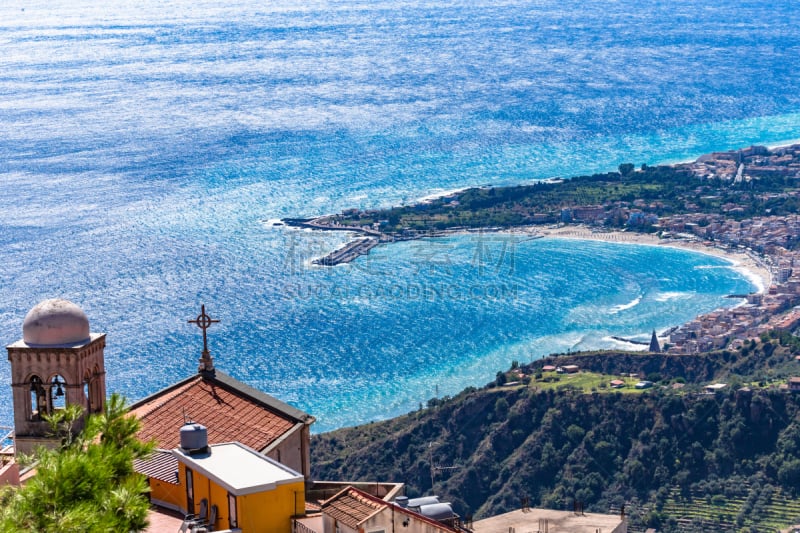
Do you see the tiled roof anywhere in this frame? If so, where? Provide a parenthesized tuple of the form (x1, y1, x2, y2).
(129, 371, 312, 452)
(322, 487, 459, 533)
(322, 487, 387, 528)
(133, 449, 179, 484)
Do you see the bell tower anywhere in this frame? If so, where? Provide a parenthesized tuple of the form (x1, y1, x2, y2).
(6, 299, 107, 455)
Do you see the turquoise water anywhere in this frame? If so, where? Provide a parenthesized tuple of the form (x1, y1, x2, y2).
(1, 0, 797, 431)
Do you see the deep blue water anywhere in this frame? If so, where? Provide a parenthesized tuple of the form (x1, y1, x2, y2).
(1, 0, 798, 432)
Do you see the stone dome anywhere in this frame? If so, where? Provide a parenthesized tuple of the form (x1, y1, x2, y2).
(22, 299, 91, 346)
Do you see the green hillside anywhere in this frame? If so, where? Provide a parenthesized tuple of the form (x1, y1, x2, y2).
(311, 337, 800, 532)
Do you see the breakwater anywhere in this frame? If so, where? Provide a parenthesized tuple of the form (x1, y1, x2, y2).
(313, 237, 380, 266)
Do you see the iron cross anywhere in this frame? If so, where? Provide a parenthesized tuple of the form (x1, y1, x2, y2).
(188, 304, 219, 357)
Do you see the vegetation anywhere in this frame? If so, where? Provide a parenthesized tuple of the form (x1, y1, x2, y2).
(324, 162, 800, 235)
(0, 394, 154, 533)
(534, 330, 800, 386)
(311, 333, 800, 532)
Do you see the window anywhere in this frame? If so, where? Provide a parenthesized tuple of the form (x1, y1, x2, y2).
(83, 379, 91, 411)
(228, 492, 238, 528)
(50, 374, 66, 411)
(186, 468, 194, 513)
(29, 376, 44, 420)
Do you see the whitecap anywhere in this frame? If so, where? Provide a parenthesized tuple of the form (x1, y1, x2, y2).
(262, 218, 286, 228)
(609, 295, 642, 314)
(654, 291, 693, 302)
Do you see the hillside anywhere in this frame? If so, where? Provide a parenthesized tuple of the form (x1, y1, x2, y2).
(311, 335, 800, 532)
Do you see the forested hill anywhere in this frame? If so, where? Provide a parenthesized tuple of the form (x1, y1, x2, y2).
(311, 383, 800, 532)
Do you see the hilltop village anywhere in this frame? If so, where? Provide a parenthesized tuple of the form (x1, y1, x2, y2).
(288, 144, 800, 357)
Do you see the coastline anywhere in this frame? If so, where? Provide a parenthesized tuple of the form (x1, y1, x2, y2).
(285, 140, 800, 356)
(537, 225, 772, 295)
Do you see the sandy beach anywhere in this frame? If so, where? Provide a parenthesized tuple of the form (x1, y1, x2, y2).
(533, 225, 772, 295)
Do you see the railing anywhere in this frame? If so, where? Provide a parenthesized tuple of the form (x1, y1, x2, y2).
(0, 426, 13, 469)
(0, 426, 13, 450)
(293, 519, 318, 533)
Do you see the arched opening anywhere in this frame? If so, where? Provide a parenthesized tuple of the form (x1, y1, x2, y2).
(87, 364, 103, 413)
(49, 374, 67, 412)
(29, 375, 45, 420)
(83, 378, 91, 412)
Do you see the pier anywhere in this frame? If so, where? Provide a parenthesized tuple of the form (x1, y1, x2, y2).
(313, 238, 380, 266)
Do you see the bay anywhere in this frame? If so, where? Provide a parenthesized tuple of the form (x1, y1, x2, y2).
(1, 0, 798, 431)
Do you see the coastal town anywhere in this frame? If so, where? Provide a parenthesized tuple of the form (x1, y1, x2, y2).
(286, 143, 800, 356)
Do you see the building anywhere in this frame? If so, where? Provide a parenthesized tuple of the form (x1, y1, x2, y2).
(319, 487, 461, 533)
(175, 432, 305, 533)
(648, 329, 661, 353)
(127, 304, 315, 481)
(5, 299, 107, 455)
(704, 383, 727, 393)
(138, 422, 307, 533)
(129, 369, 314, 480)
(471, 508, 626, 533)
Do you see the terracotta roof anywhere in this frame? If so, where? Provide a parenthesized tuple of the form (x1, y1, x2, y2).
(322, 487, 387, 528)
(129, 371, 313, 452)
(322, 487, 459, 533)
(133, 449, 179, 484)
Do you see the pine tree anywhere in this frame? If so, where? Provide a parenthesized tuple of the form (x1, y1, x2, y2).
(0, 394, 155, 532)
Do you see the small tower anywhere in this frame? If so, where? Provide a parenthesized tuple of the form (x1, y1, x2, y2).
(649, 329, 661, 353)
(6, 299, 106, 455)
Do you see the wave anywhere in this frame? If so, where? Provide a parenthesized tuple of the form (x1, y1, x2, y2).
(609, 295, 642, 314)
(262, 218, 286, 227)
(654, 291, 693, 302)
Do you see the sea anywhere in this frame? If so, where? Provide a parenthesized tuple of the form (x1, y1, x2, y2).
(1, 0, 799, 433)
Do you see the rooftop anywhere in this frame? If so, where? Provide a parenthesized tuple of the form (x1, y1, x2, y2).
(133, 449, 179, 485)
(322, 487, 386, 528)
(472, 508, 625, 533)
(320, 487, 459, 533)
(129, 370, 312, 452)
(173, 442, 303, 496)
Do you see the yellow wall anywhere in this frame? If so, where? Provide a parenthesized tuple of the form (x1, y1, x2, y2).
(176, 463, 305, 533)
(148, 478, 183, 511)
(237, 480, 305, 533)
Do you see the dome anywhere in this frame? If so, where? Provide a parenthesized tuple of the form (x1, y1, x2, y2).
(22, 299, 91, 346)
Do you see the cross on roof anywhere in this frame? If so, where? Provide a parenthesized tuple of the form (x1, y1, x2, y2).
(188, 304, 219, 375)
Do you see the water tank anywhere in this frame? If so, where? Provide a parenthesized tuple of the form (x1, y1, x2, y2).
(180, 423, 208, 453)
(395, 496, 409, 508)
(407, 496, 440, 510)
(419, 503, 456, 521)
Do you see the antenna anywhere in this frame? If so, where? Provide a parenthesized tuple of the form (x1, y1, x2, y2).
(428, 441, 460, 491)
